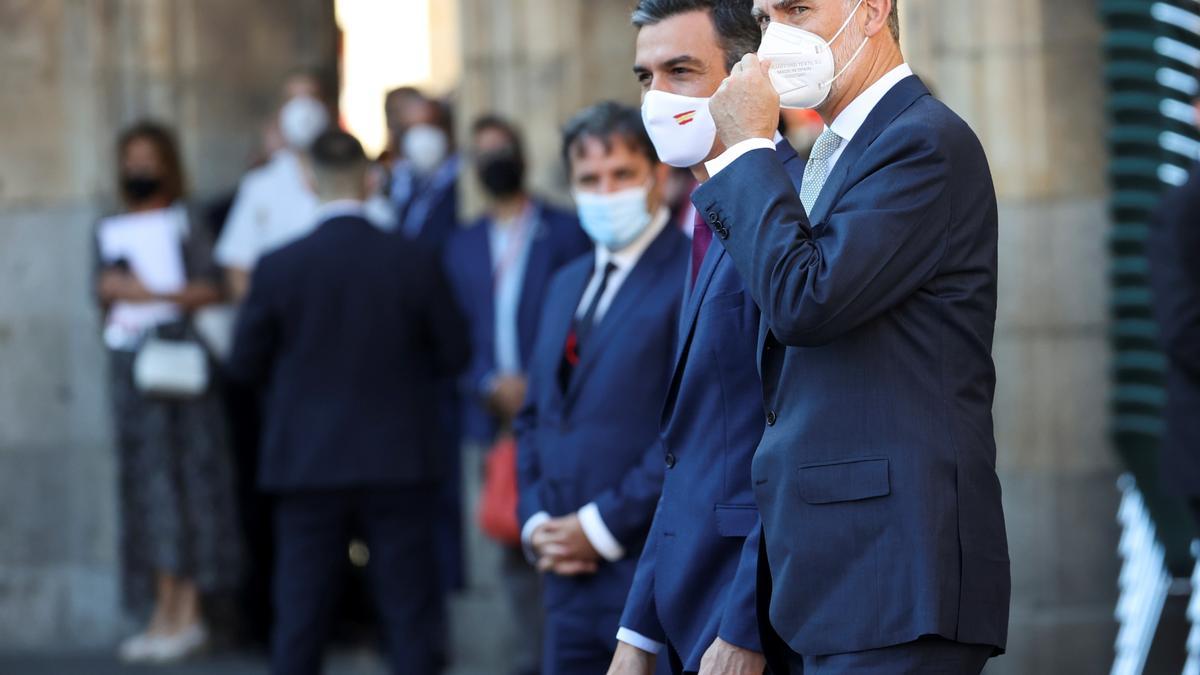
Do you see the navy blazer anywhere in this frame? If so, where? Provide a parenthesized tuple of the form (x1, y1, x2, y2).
(619, 140, 803, 670)
(228, 213, 470, 492)
(443, 200, 592, 443)
(693, 76, 1010, 656)
(1149, 163, 1200, 496)
(516, 225, 689, 612)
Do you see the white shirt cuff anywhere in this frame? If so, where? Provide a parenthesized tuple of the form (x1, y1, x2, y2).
(705, 137, 777, 177)
(520, 511, 551, 564)
(616, 627, 665, 655)
(578, 502, 625, 562)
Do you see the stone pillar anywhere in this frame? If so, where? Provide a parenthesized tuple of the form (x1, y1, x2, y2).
(903, 1, 1117, 673)
(456, 0, 640, 216)
(0, 0, 336, 648)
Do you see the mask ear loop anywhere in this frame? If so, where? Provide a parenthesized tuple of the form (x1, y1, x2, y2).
(769, 0, 870, 96)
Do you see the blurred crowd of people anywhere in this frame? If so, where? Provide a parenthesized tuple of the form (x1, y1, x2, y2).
(93, 66, 723, 674)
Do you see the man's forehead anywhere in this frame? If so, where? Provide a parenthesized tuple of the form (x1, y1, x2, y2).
(634, 11, 720, 66)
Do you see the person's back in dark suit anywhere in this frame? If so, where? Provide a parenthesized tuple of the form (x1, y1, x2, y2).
(696, 4, 1009, 670)
(229, 131, 469, 675)
(1149, 162, 1200, 522)
(516, 103, 688, 675)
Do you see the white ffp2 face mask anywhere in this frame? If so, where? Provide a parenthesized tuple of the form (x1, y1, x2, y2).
(641, 90, 718, 168)
(403, 124, 449, 174)
(574, 183, 654, 252)
(279, 95, 330, 150)
(758, 0, 870, 110)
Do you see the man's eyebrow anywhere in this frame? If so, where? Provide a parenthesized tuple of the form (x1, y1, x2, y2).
(774, 0, 798, 10)
(662, 55, 703, 69)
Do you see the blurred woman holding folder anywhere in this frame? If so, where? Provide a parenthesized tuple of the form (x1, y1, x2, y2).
(93, 121, 242, 663)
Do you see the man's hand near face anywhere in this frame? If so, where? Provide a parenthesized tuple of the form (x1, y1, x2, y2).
(709, 54, 780, 148)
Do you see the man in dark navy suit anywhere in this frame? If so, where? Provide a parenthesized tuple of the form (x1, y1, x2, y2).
(609, 2, 803, 674)
(228, 130, 469, 675)
(443, 115, 592, 675)
(693, 0, 1011, 671)
(1149, 158, 1200, 527)
(516, 102, 688, 675)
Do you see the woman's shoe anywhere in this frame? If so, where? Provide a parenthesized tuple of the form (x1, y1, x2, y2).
(116, 632, 158, 662)
(149, 623, 209, 662)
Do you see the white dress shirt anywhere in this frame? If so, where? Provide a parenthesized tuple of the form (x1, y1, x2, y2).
(488, 205, 537, 376)
(520, 207, 670, 565)
(704, 63, 915, 177)
(215, 150, 320, 270)
(616, 64, 916, 657)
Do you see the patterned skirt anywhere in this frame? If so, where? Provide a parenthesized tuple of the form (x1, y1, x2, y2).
(108, 348, 244, 613)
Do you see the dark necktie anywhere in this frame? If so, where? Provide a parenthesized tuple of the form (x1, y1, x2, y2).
(691, 209, 712, 288)
(560, 262, 618, 391)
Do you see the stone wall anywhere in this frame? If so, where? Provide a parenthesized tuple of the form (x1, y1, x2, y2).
(903, 1, 1118, 673)
(456, 0, 640, 216)
(0, 0, 336, 648)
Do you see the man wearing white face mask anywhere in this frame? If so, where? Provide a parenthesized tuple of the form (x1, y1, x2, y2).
(386, 92, 462, 250)
(696, 1, 1010, 672)
(610, 2, 806, 675)
(216, 71, 328, 301)
(515, 101, 687, 675)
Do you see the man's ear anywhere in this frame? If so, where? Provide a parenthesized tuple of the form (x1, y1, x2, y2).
(862, 0, 893, 39)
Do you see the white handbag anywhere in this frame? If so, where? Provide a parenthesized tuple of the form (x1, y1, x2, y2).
(133, 337, 210, 398)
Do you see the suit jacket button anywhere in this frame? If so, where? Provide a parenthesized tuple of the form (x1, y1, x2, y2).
(665, 452, 677, 469)
(766, 410, 777, 426)
(716, 226, 730, 240)
(707, 211, 720, 224)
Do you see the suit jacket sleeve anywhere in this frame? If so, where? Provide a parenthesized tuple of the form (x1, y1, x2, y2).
(619, 495, 667, 644)
(1149, 168, 1200, 378)
(718, 522, 763, 652)
(693, 136, 954, 347)
(227, 261, 279, 385)
(514, 369, 543, 525)
(590, 437, 667, 550)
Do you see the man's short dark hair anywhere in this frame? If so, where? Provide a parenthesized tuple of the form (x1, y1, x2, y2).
(631, 0, 761, 72)
(310, 130, 366, 170)
(886, 1, 900, 42)
(562, 102, 659, 170)
(471, 114, 527, 163)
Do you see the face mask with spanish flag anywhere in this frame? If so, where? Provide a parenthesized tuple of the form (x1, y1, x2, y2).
(641, 89, 718, 169)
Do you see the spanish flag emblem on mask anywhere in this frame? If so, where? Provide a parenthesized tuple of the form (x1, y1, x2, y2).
(673, 110, 697, 126)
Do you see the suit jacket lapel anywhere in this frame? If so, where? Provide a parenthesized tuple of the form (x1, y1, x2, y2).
(565, 229, 674, 404)
(548, 262, 593, 403)
(808, 76, 930, 225)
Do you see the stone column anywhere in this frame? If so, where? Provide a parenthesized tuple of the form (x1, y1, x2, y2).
(0, 0, 336, 648)
(456, 0, 641, 216)
(903, 1, 1117, 673)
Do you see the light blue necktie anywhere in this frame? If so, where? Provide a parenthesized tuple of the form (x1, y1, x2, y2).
(800, 128, 844, 214)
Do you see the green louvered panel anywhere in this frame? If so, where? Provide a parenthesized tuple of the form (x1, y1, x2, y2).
(1102, 0, 1200, 568)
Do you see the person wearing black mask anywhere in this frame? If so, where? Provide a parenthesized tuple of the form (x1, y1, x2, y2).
(443, 116, 590, 675)
(94, 121, 243, 663)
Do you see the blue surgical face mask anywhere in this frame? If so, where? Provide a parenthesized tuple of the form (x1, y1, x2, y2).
(574, 182, 654, 252)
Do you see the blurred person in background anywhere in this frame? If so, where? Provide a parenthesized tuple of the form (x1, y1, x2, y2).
(516, 101, 686, 675)
(95, 121, 243, 663)
(1148, 97, 1200, 530)
(444, 114, 591, 675)
(227, 130, 469, 675)
(386, 90, 462, 250)
(216, 69, 330, 301)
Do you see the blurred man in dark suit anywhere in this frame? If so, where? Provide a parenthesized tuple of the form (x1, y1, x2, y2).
(1149, 149, 1200, 527)
(228, 130, 469, 675)
(517, 101, 688, 675)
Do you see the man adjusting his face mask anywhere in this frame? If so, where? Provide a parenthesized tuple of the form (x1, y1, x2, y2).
(758, 0, 870, 109)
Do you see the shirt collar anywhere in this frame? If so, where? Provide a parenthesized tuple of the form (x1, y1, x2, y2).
(828, 63, 914, 145)
(595, 207, 670, 272)
(315, 199, 365, 223)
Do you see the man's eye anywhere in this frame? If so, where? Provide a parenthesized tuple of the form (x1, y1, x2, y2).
(789, 6, 808, 16)
(672, 67, 690, 76)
